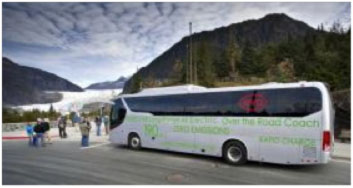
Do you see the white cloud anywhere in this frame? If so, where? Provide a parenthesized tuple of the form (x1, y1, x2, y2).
(3, 2, 350, 87)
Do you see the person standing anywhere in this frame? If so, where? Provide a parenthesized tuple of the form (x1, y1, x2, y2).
(72, 112, 81, 132)
(79, 117, 91, 147)
(103, 115, 110, 135)
(43, 118, 52, 144)
(33, 119, 45, 147)
(25, 122, 34, 146)
(95, 116, 102, 136)
(57, 117, 65, 138)
(62, 116, 68, 138)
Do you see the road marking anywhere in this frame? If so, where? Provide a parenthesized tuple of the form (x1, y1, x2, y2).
(331, 158, 351, 164)
(80, 142, 110, 150)
(3, 135, 59, 140)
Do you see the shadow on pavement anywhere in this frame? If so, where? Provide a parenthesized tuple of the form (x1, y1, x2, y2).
(110, 144, 326, 172)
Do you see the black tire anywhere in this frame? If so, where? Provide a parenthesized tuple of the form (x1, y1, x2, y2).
(128, 134, 141, 150)
(223, 141, 247, 165)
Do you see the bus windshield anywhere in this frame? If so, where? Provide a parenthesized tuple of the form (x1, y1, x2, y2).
(110, 99, 126, 130)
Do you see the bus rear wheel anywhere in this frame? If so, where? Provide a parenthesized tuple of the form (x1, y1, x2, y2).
(223, 141, 247, 165)
(128, 134, 141, 150)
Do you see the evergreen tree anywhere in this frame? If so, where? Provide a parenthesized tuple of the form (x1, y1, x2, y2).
(226, 30, 241, 77)
(195, 41, 215, 87)
(330, 21, 344, 34)
(49, 104, 55, 119)
(214, 51, 229, 79)
(130, 73, 142, 93)
(239, 41, 254, 74)
(173, 59, 186, 84)
(49, 104, 54, 113)
(317, 23, 325, 32)
(239, 41, 265, 75)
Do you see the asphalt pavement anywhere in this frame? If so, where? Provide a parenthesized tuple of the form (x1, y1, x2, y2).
(3, 137, 351, 185)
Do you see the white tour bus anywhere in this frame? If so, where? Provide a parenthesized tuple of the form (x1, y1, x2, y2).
(109, 81, 334, 165)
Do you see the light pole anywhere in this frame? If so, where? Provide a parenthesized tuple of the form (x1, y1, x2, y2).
(189, 22, 193, 84)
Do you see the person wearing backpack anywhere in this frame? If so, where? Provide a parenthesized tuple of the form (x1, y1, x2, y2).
(33, 118, 45, 147)
(80, 117, 91, 147)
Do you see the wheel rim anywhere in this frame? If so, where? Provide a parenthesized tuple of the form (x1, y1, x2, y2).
(227, 146, 242, 162)
(131, 137, 140, 148)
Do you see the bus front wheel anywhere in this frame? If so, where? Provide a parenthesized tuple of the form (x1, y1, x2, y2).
(223, 141, 247, 165)
(128, 133, 141, 150)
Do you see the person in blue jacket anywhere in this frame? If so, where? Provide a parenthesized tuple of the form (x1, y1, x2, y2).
(25, 122, 34, 146)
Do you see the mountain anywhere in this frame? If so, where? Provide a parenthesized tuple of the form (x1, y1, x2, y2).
(86, 76, 128, 89)
(123, 13, 316, 93)
(3, 57, 83, 106)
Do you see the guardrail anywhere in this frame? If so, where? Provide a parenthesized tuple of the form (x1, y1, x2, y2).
(2, 121, 73, 132)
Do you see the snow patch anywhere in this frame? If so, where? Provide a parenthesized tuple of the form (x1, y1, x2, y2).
(18, 89, 122, 113)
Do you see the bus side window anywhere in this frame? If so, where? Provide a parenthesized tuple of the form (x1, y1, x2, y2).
(274, 87, 322, 117)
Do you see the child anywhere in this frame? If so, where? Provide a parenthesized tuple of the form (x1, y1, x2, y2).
(25, 122, 34, 146)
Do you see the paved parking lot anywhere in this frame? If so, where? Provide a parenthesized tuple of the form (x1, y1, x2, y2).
(3, 138, 351, 185)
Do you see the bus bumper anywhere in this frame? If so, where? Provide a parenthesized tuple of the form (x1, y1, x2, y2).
(321, 151, 332, 164)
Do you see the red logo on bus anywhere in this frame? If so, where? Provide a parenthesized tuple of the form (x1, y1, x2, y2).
(238, 93, 268, 113)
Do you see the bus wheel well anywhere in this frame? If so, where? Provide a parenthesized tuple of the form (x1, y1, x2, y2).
(222, 139, 247, 156)
(128, 132, 139, 140)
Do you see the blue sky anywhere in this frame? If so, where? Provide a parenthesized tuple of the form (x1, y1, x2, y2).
(2, 2, 350, 88)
